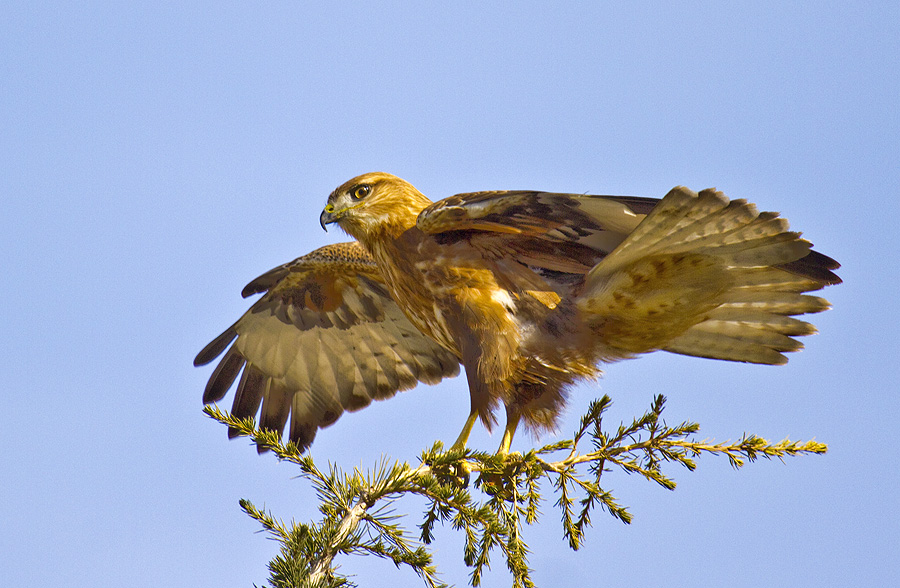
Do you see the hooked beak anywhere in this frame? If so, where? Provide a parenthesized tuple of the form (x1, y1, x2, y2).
(319, 205, 336, 232)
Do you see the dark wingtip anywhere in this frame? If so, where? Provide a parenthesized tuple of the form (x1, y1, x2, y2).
(242, 273, 277, 298)
(241, 260, 301, 298)
(241, 284, 261, 298)
(778, 249, 842, 286)
(289, 421, 317, 453)
(202, 348, 245, 404)
(194, 327, 238, 366)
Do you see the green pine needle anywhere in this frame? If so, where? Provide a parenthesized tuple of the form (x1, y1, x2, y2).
(203, 396, 827, 587)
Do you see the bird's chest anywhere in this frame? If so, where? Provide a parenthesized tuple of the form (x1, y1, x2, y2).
(370, 238, 519, 357)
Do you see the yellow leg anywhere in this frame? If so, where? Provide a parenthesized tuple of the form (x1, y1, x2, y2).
(497, 409, 521, 455)
(451, 410, 479, 450)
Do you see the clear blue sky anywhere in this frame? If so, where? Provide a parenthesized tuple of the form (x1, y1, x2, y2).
(2, 2, 897, 587)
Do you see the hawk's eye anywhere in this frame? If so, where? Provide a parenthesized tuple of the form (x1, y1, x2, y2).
(351, 185, 371, 200)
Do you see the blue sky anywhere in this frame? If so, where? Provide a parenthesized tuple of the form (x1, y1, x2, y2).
(2, 2, 897, 586)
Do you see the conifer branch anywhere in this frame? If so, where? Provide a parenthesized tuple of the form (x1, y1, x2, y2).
(203, 395, 826, 587)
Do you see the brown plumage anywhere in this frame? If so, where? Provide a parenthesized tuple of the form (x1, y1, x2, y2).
(196, 172, 840, 453)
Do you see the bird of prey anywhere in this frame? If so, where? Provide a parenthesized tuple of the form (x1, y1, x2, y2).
(195, 172, 840, 454)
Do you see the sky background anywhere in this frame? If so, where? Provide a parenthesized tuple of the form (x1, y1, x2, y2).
(2, 2, 898, 587)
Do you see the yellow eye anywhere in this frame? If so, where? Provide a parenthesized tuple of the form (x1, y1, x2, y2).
(351, 185, 371, 200)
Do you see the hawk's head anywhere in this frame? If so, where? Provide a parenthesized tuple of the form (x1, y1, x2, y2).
(320, 172, 433, 244)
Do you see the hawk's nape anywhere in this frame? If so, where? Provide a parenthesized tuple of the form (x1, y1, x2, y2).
(196, 173, 840, 454)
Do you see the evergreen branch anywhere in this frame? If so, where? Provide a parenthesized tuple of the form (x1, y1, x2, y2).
(204, 396, 827, 587)
(239, 499, 291, 542)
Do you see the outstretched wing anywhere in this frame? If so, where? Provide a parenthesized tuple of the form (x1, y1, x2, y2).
(417, 187, 840, 365)
(578, 187, 841, 364)
(418, 189, 838, 283)
(194, 241, 460, 452)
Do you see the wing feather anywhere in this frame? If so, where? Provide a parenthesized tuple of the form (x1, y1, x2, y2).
(416, 191, 661, 296)
(260, 382, 293, 441)
(418, 190, 657, 237)
(417, 188, 839, 286)
(229, 364, 266, 439)
(418, 191, 655, 255)
(195, 241, 460, 451)
(577, 187, 839, 364)
(195, 327, 237, 369)
(202, 347, 245, 404)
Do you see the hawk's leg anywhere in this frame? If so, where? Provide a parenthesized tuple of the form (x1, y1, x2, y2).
(497, 407, 521, 455)
(451, 410, 479, 450)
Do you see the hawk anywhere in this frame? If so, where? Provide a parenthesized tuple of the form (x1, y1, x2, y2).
(195, 173, 840, 454)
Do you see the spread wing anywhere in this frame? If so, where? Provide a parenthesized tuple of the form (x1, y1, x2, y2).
(194, 241, 460, 452)
(417, 188, 840, 365)
(577, 187, 841, 363)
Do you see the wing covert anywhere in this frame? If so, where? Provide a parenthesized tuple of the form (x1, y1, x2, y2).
(418, 190, 658, 241)
(415, 190, 660, 292)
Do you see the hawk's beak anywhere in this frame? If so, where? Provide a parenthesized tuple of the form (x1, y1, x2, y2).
(320, 206, 336, 232)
